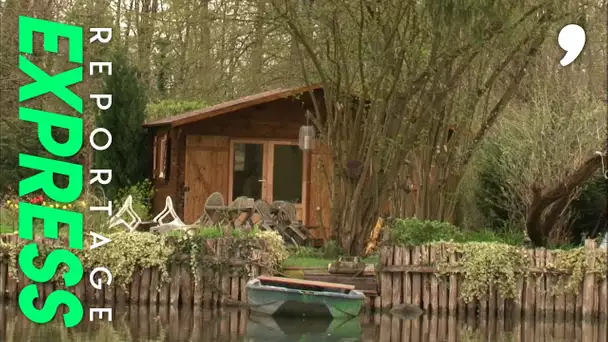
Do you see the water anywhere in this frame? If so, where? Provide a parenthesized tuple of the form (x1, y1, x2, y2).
(1, 302, 607, 341)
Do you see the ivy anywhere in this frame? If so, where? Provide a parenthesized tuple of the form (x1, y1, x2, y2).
(0, 229, 289, 292)
(436, 242, 531, 303)
(546, 247, 608, 295)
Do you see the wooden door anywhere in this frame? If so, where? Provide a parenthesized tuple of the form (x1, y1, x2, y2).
(183, 135, 230, 223)
(265, 141, 307, 221)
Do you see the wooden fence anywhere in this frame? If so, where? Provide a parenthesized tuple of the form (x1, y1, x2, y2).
(0, 234, 267, 307)
(376, 240, 608, 319)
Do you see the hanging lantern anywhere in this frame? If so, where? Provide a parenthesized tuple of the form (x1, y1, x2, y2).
(298, 125, 316, 151)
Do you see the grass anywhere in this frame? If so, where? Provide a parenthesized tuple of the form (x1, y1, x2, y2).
(283, 254, 379, 268)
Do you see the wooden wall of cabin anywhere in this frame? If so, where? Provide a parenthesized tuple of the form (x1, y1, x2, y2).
(307, 145, 333, 240)
(181, 98, 307, 138)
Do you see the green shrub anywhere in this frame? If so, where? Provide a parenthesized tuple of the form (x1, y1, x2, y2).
(388, 218, 525, 246)
(114, 180, 155, 220)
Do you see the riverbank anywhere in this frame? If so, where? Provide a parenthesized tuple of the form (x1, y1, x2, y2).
(1, 302, 607, 342)
(1, 225, 607, 318)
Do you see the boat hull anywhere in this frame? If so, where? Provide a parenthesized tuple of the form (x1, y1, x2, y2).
(246, 278, 366, 319)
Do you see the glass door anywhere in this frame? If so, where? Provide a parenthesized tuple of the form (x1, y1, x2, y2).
(229, 140, 306, 221)
(230, 142, 265, 201)
(267, 141, 305, 220)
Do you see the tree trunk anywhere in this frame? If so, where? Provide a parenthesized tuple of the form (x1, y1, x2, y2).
(526, 152, 604, 246)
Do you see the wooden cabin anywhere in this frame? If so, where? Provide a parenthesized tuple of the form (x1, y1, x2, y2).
(142, 85, 332, 240)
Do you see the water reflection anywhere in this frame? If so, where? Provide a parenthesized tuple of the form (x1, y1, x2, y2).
(1, 300, 606, 342)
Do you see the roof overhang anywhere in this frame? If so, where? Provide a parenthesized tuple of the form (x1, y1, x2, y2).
(143, 84, 322, 128)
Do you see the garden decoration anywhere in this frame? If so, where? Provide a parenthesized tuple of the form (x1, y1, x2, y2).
(194, 192, 227, 226)
(107, 195, 142, 232)
(271, 201, 310, 245)
(150, 196, 198, 235)
(251, 199, 276, 231)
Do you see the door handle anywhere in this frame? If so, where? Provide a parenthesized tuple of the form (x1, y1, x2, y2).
(258, 179, 266, 182)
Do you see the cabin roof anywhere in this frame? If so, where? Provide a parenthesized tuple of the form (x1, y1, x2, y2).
(143, 84, 322, 128)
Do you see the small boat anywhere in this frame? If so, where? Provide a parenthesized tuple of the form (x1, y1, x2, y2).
(246, 275, 366, 319)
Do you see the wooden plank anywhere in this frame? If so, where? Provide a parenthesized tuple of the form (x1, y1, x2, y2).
(180, 262, 193, 306)
(523, 249, 535, 319)
(448, 248, 459, 316)
(138, 305, 150, 341)
(74, 275, 86, 305)
(402, 247, 412, 308)
(601, 250, 608, 320)
(392, 247, 402, 306)
(535, 249, 546, 318)
(212, 239, 220, 308)
(544, 250, 555, 321)
(220, 239, 231, 306)
(257, 275, 356, 290)
(149, 267, 160, 305)
(421, 245, 431, 312)
(429, 245, 439, 314)
(438, 244, 448, 313)
(169, 263, 182, 305)
(193, 266, 203, 306)
(379, 312, 391, 342)
(104, 281, 115, 307)
(85, 271, 96, 304)
(139, 268, 151, 305)
(380, 246, 394, 309)
(390, 314, 400, 342)
(130, 267, 141, 304)
(230, 245, 240, 302)
(0, 261, 6, 298)
(582, 239, 596, 319)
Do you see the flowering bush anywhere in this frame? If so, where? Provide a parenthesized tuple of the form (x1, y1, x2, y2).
(3, 196, 88, 211)
(1, 195, 90, 232)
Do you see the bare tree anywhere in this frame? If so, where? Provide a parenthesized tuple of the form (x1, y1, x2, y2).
(269, 0, 583, 254)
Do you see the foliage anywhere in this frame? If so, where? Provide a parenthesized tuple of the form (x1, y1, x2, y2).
(270, 0, 586, 256)
(146, 99, 207, 121)
(546, 247, 608, 295)
(114, 180, 155, 221)
(288, 239, 344, 259)
(388, 219, 525, 247)
(0, 228, 288, 292)
(94, 50, 149, 198)
(1, 195, 89, 233)
(436, 242, 531, 303)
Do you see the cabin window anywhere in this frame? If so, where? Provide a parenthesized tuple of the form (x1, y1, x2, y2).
(234, 143, 246, 171)
(164, 138, 172, 181)
(152, 136, 158, 179)
(272, 144, 303, 203)
(156, 134, 169, 180)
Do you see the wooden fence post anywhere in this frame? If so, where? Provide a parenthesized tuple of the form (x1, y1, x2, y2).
(582, 239, 597, 319)
(380, 246, 394, 310)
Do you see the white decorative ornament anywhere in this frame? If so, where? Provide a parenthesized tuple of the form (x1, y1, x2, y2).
(107, 195, 142, 232)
